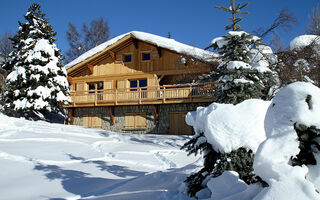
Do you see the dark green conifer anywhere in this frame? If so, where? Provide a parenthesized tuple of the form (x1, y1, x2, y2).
(4, 3, 70, 119)
(183, 1, 278, 198)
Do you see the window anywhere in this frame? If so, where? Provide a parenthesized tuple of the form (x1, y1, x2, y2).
(88, 82, 103, 100)
(142, 52, 151, 61)
(88, 83, 96, 93)
(88, 82, 103, 96)
(123, 54, 132, 62)
(129, 79, 147, 91)
(125, 113, 146, 129)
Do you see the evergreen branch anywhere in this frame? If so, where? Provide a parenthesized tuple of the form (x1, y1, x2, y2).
(239, 2, 249, 10)
(236, 11, 249, 15)
(215, 6, 233, 13)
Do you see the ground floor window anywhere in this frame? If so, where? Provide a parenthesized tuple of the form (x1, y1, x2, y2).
(125, 113, 146, 129)
(83, 114, 102, 129)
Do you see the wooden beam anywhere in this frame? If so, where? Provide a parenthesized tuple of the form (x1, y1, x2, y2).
(107, 107, 115, 125)
(86, 64, 94, 74)
(156, 47, 162, 58)
(67, 108, 74, 125)
(152, 105, 159, 124)
(157, 74, 165, 82)
(132, 38, 138, 49)
(108, 51, 116, 61)
(67, 76, 74, 85)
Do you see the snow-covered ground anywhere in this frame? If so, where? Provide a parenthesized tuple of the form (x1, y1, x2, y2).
(0, 114, 200, 200)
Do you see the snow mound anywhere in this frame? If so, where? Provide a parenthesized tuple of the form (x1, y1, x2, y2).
(290, 35, 320, 50)
(186, 99, 270, 153)
(264, 82, 320, 137)
(207, 171, 262, 200)
(66, 31, 218, 69)
(254, 82, 320, 200)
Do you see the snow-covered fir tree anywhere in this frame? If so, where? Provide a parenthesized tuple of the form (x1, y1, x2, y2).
(183, 0, 278, 198)
(4, 3, 70, 119)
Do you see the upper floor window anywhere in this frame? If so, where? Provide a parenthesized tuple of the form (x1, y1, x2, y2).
(142, 52, 151, 61)
(88, 82, 103, 93)
(123, 54, 132, 62)
(129, 79, 147, 91)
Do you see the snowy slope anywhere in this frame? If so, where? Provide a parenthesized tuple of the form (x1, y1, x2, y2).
(0, 114, 200, 200)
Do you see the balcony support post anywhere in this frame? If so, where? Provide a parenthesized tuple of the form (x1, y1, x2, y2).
(107, 107, 115, 125)
(152, 105, 159, 124)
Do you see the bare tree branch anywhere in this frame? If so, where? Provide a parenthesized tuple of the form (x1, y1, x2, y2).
(0, 32, 14, 63)
(65, 17, 110, 63)
(306, 5, 320, 35)
(252, 8, 298, 39)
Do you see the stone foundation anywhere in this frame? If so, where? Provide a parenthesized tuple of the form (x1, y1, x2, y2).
(73, 103, 211, 134)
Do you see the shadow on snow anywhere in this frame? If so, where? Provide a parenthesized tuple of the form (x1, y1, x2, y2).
(34, 154, 146, 199)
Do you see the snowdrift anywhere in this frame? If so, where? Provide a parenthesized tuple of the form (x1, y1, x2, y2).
(0, 114, 200, 200)
(186, 82, 320, 200)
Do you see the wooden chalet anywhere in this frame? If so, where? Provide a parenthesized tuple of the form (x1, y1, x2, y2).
(64, 31, 219, 135)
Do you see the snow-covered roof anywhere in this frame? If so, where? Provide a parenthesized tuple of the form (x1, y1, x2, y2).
(65, 31, 219, 69)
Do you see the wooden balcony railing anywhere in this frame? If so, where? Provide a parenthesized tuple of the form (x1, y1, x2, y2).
(68, 82, 215, 107)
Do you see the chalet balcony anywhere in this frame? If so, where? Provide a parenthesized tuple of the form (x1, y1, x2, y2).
(66, 82, 215, 107)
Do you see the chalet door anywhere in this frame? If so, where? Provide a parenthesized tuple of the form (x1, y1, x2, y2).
(83, 114, 102, 129)
(169, 112, 193, 135)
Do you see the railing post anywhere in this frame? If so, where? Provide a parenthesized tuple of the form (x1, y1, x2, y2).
(95, 90, 97, 106)
(115, 89, 118, 105)
(163, 86, 166, 103)
(190, 84, 193, 102)
(139, 88, 141, 104)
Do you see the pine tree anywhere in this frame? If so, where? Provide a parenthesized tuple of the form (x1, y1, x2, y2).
(4, 3, 70, 119)
(183, 1, 277, 198)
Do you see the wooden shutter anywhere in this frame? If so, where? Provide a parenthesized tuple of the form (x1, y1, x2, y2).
(125, 113, 146, 129)
(83, 115, 102, 129)
(92, 115, 102, 128)
(83, 115, 89, 127)
(125, 114, 135, 129)
(135, 114, 146, 128)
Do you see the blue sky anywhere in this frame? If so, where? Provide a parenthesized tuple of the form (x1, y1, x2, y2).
(0, 0, 319, 55)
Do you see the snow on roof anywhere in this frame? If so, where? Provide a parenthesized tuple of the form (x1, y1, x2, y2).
(65, 31, 219, 69)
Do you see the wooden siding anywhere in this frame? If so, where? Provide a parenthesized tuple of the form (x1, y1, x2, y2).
(65, 37, 216, 109)
(169, 112, 193, 135)
(68, 40, 211, 79)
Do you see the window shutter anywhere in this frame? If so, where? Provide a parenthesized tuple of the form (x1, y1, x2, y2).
(135, 114, 146, 128)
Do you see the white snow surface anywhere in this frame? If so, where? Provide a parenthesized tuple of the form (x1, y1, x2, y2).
(65, 31, 218, 69)
(226, 61, 251, 70)
(211, 31, 260, 47)
(290, 35, 320, 50)
(207, 171, 262, 200)
(253, 82, 320, 200)
(0, 114, 200, 200)
(186, 99, 270, 153)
